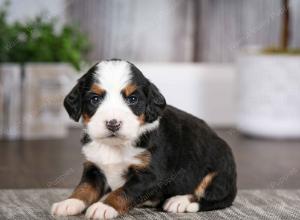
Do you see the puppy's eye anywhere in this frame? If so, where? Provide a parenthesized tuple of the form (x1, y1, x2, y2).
(126, 95, 138, 105)
(90, 95, 102, 105)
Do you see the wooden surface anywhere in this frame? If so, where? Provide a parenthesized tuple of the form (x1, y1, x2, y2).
(0, 127, 299, 189)
(67, 0, 300, 62)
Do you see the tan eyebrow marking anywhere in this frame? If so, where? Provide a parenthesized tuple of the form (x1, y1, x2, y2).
(123, 84, 137, 97)
(91, 83, 105, 95)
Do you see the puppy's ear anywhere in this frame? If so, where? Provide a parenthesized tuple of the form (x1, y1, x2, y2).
(64, 82, 82, 122)
(145, 82, 166, 122)
(64, 63, 99, 121)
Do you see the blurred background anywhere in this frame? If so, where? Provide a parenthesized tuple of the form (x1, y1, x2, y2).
(0, 0, 299, 190)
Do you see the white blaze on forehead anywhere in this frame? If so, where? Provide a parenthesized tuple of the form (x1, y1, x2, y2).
(95, 60, 132, 92)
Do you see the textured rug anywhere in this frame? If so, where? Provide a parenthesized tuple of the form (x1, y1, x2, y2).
(0, 189, 300, 220)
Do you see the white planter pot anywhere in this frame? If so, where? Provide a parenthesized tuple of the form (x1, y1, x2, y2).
(22, 63, 76, 139)
(237, 51, 300, 138)
(0, 64, 22, 139)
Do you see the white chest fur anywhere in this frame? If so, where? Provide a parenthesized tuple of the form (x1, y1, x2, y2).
(82, 141, 144, 190)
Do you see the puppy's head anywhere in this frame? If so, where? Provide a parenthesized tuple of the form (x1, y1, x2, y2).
(64, 59, 166, 145)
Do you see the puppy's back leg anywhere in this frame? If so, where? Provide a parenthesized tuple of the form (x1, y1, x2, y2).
(195, 172, 237, 211)
(163, 171, 236, 213)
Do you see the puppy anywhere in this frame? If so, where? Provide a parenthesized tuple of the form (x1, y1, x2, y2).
(51, 59, 237, 219)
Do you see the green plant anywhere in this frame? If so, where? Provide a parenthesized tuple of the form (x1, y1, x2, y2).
(0, 0, 10, 62)
(0, 2, 90, 70)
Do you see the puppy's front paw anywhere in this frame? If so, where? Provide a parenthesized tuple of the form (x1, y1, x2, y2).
(85, 202, 119, 219)
(163, 195, 199, 213)
(51, 198, 86, 216)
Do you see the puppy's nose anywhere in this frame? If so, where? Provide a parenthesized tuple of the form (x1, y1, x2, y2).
(106, 119, 121, 132)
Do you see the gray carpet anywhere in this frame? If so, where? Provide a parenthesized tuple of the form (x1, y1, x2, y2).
(0, 189, 300, 220)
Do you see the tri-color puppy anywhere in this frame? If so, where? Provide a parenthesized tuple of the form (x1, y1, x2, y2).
(51, 59, 237, 219)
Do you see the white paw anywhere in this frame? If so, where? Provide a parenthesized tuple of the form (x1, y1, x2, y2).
(163, 195, 199, 213)
(85, 202, 119, 219)
(51, 198, 86, 216)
